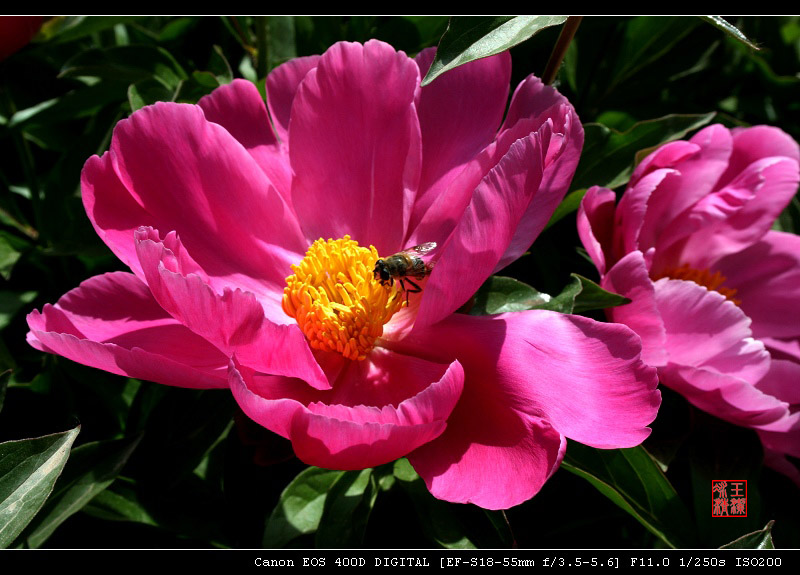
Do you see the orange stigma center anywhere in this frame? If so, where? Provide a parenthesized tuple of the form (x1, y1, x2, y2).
(656, 263, 741, 305)
(282, 236, 405, 361)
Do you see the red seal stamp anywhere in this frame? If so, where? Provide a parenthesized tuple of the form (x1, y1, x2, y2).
(711, 480, 747, 517)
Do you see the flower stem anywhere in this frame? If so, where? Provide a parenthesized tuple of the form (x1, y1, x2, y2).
(501, 510, 518, 548)
(542, 16, 583, 86)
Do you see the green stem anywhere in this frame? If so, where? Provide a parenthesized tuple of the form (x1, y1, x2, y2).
(255, 16, 269, 80)
(542, 16, 583, 86)
(501, 510, 517, 548)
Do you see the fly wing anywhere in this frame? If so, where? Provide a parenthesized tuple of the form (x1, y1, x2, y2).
(407, 242, 437, 276)
(409, 242, 437, 255)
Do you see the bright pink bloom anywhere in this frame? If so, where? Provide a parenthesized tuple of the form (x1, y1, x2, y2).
(28, 40, 660, 509)
(578, 124, 800, 484)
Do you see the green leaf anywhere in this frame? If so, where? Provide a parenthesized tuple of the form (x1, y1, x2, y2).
(470, 276, 556, 315)
(571, 273, 630, 313)
(210, 45, 234, 84)
(265, 16, 297, 71)
(0, 236, 22, 281)
(573, 113, 716, 191)
(128, 80, 178, 112)
(470, 274, 628, 316)
(392, 459, 514, 548)
(81, 479, 156, 526)
(402, 16, 450, 50)
(22, 434, 142, 548)
(0, 291, 37, 331)
(609, 17, 702, 92)
(191, 71, 221, 90)
(60, 46, 187, 89)
(561, 442, 694, 549)
(422, 16, 567, 86)
(545, 275, 584, 314)
(0, 426, 80, 548)
(720, 521, 775, 549)
(129, 389, 234, 487)
(393, 459, 475, 549)
(157, 17, 196, 43)
(8, 82, 128, 130)
(700, 16, 760, 50)
(263, 466, 344, 548)
(315, 468, 378, 547)
(37, 16, 144, 44)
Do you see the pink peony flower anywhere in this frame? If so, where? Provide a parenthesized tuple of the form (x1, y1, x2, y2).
(578, 124, 800, 484)
(28, 40, 660, 509)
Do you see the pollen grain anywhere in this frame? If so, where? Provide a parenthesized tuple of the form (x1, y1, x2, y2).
(656, 263, 741, 305)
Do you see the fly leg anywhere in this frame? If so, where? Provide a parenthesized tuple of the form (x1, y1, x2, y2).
(399, 278, 422, 305)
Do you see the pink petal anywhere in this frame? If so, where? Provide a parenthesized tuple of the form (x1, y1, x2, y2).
(292, 360, 463, 469)
(714, 231, 800, 340)
(501, 73, 575, 134)
(654, 278, 770, 383)
(266, 54, 321, 146)
(493, 114, 576, 272)
(229, 356, 464, 469)
(414, 130, 546, 329)
(94, 101, 306, 298)
(641, 125, 733, 232)
(650, 278, 786, 428)
(496, 78, 583, 269)
(659, 363, 788, 428)
(762, 336, 800, 363)
(619, 125, 733, 255)
(135, 227, 265, 344)
(577, 186, 617, 275)
(324, 346, 460, 408)
(134, 227, 329, 390)
(27, 272, 228, 388)
(409, 409, 565, 509)
(134, 225, 282, 325)
(756, 408, 800, 441)
(396, 311, 658, 509)
(602, 251, 668, 366)
(407, 116, 540, 249)
(652, 176, 757, 271)
(229, 362, 322, 438)
(198, 78, 278, 151)
(630, 139, 699, 181)
(614, 168, 679, 256)
(408, 49, 511, 231)
(81, 154, 152, 281)
(391, 311, 660, 450)
(409, 75, 582, 272)
(760, 447, 800, 487)
(717, 125, 800, 189)
(198, 79, 293, 203)
(672, 157, 799, 267)
(756, 358, 800, 407)
(289, 40, 422, 255)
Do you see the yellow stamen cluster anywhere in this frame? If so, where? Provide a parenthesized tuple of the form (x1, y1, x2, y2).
(282, 236, 405, 361)
(657, 263, 741, 305)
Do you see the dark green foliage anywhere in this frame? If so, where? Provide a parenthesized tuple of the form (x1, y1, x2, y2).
(1, 16, 797, 549)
